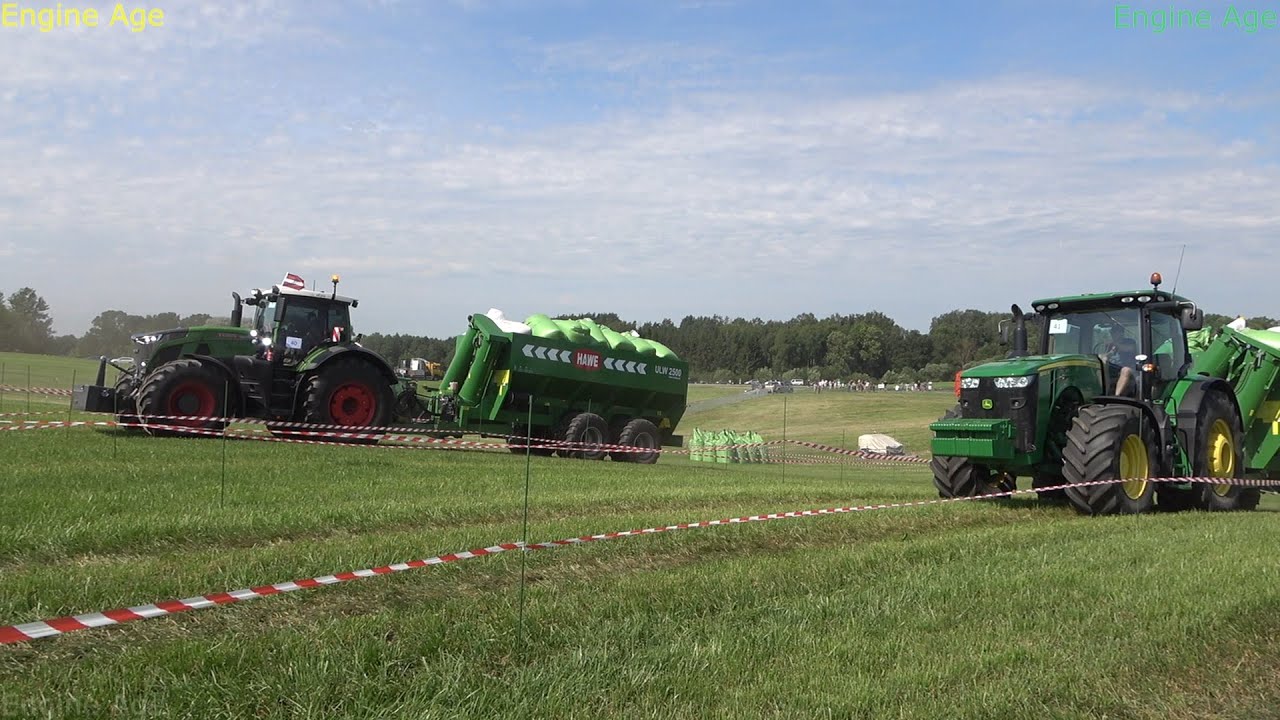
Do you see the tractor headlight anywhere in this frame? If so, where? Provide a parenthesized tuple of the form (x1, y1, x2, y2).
(960, 378, 980, 389)
(993, 376, 1033, 389)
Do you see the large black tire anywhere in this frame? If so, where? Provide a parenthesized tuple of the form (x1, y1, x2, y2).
(112, 372, 142, 430)
(1194, 391, 1259, 511)
(301, 358, 393, 444)
(557, 412, 608, 460)
(614, 418, 660, 464)
(135, 359, 228, 437)
(1062, 405, 1157, 515)
(930, 455, 1010, 498)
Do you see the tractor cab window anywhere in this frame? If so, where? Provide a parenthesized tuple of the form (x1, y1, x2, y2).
(1150, 312, 1187, 382)
(277, 298, 329, 353)
(274, 297, 352, 354)
(254, 300, 278, 337)
(326, 303, 353, 343)
(1043, 307, 1141, 357)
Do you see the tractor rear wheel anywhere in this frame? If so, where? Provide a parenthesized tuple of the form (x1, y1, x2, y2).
(136, 359, 228, 437)
(557, 412, 609, 460)
(301, 358, 393, 444)
(1195, 392, 1259, 511)
(615, 418, 660, 464)
(1062, 405, 1156, 515)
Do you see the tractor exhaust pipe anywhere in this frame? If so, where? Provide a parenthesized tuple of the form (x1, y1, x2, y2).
(231, 292, 243, 328)
(1011, 304, 1029, 358)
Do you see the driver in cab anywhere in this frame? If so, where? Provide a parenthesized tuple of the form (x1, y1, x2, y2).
(1101, 325, 1138, 397)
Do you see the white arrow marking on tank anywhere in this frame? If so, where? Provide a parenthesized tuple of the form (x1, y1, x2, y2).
(522, 346, 535, 358)
(559, 350, 572, 363)
(535, 346, 549, 360)
(604, 358, 616, 370)
(636, 363, 647, 375)
(625, 361, 636, 373)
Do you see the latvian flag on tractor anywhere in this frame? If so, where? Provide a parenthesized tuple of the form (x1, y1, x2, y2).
(281, 272, 305, 290)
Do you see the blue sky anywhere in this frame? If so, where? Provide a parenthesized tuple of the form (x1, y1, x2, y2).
(3, 0, 1278, 337)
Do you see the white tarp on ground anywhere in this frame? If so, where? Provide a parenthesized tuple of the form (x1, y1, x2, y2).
(858, 433, 905, 455)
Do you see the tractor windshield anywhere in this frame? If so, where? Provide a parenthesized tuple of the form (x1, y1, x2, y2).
(1041, 307, 1141, 357)
(254, 300, 277, 337)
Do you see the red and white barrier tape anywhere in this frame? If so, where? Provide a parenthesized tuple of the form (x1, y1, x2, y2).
(3, 473, 1276, 646)
(0, 385, 73, 397)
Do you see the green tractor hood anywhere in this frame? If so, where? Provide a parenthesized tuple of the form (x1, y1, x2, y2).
(961, 354, 1100, 379)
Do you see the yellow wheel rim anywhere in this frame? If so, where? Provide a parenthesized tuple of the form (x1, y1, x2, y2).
(1207, 418, 1235, 497)
(1120, 433, 1150, 500)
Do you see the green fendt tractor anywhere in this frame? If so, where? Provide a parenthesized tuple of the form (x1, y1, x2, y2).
(74, 274, 399, 435)
(930, 272, 1280, 515)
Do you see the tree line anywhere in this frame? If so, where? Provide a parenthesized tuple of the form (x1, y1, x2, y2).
(2, 286, 1275, 384)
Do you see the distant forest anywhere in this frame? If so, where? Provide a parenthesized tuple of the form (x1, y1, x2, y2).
(2, 287, 1276, 384)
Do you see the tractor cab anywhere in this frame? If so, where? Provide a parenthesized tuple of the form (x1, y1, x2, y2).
(242, 275, 358, 365)
(1027, 272, 1203, 403)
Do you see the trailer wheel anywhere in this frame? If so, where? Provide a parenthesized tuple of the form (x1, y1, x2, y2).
(558, 412, 608, 460)
(615, 418, 660, 464)
(136, 359, 228, 437)
(1062, 405, 1156, 515)
(1195, 391, 1259, 511)
(302, 358, 393, 444)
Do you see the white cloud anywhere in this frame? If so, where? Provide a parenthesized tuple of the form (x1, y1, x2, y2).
(3, 64, 1278, 336)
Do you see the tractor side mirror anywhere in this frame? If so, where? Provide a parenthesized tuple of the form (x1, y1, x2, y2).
(1180, 305, 1204, 331)
(997, 320, 1010, 346)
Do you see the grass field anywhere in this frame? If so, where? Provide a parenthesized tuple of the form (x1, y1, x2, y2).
(1, 354, 1278, 718)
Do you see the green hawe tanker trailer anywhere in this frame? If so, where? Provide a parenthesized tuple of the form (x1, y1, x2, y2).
(419, 310, 689, 463)
(930, 272, 1280, 515)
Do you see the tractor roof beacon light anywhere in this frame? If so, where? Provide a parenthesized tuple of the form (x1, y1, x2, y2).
(1150, 271, 1162, 290)
(331, 274, 340, 300)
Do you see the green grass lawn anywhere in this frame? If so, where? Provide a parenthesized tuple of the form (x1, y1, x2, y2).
(1, 356, 1278, 718)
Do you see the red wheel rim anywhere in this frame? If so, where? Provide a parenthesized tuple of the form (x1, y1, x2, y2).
(167, 381, 216, 427)
(330, 382, 376, 425)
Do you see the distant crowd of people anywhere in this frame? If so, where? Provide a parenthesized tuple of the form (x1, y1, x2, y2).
(812, 380, 934, 393)
(745, 379, 940, 393)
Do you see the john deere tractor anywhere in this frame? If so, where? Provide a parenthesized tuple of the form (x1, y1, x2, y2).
(74, 275, 404, 437)
(930, 272, 1279, 515)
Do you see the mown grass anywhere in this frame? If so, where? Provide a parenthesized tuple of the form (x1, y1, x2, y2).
(0, 354, 1278, 719)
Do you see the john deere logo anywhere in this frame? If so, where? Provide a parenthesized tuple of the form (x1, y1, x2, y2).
(982, 398, 994, 410)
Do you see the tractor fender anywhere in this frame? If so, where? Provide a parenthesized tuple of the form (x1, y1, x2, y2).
(1170, 377, 1241, 474)
(298, 345, 399, 387)
(182, 354, 245, 416)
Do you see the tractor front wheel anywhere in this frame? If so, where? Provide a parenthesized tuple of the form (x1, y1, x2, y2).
(1062, 405, 1156, 515)
(1195, 392, 1259, 512)
(302, 358, 393, 444)
(930, 455, 1010, 498)
(135, 359, 229, 437)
